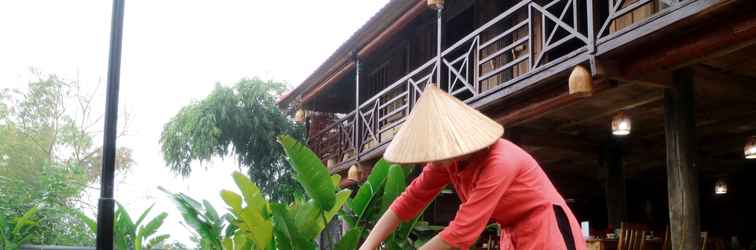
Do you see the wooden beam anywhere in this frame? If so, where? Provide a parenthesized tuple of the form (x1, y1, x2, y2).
(664, 69, 701, 250)
(557, 91, 663, 131)
(494, 79, 612, 126)
(692, 64, 756, 101)
(302, 62, 356, 104)
(623, 5, 756, 76)
(510, 127, 599, 154)
(357, 0, 428, 58)
(595, 58, 674, 88)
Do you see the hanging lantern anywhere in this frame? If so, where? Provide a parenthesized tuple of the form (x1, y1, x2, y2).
(745, 136, 756, 160)
(714, 178, 728, 195)
(294, 109, 306, 123)
(427, 0, 444, 10)
(611, 112, 631, 136)
(347, 165, 360, 181)
(569, 65, 593, 97)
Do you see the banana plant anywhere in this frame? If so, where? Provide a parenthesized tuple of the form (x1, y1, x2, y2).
(160, 187, 234, 250)
(79, 204, 170, 250)
(340, 159, 433, 250)
(0, 206, 39, 250)
(212, 134, 352, 250)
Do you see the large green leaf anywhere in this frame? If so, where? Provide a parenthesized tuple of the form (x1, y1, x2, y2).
(139, 212, 168, 240)
(293, 189, 352, 240)
(221, 190, 243, 213)
(238, 206, 273, 250)
(291, 200, 319, 239)
(381, 164, 406, 214)
(333, 227, 363, 250)
(146, 234, 170, 249)
(134, 204, 155, 228)
(160, 187, 222, 249)
(331, 174, 341, 190)
(277, 134, 336, 211)
(349, 159, 391, 223)
(232, 172, 267, 214)
(270, 203, 316, 250)
(12, 206, 38, 235)
(204, 200, 221, 224)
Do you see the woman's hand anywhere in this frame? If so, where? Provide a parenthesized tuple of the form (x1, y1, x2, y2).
(359, 210, 402, 250)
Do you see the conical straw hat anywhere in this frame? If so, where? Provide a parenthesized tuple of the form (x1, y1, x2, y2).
(384, 84, 503, 164)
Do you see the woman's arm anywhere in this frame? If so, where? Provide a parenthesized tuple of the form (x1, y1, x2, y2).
(359, 210, 402, 250)
(418, 234, 456, 250)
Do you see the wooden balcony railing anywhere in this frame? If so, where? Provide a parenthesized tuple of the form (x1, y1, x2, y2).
(307, 0, 719, 170)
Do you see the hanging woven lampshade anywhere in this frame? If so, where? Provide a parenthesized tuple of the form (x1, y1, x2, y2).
(745, 136, 756, 159)
(347, 165, 360, 181)
(427, 0, 444, 10)
(714, 178, 728, 195)
(294, 109, 306, 123)
(611, 112, 631, 136)
(569, 65, 593, 96)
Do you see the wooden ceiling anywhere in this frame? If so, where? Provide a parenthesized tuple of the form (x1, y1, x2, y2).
(508, 43, 756, 193)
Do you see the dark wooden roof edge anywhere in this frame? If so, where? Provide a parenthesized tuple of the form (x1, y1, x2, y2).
(278, 0, 426, 108)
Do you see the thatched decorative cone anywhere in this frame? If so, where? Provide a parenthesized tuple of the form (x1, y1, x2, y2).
(384, 84, 504, 164)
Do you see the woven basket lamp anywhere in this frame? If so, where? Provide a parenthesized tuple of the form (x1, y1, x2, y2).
(745, 136, 756, 159)
(347, 165, 360, 181)
(384, 84, 504, 164)
(569, 65, 593, 96)
(294, 109, 306, 123)
(427, 0, 444, 10)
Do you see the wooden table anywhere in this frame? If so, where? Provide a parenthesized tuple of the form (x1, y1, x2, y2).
(586, 238, 663, 250)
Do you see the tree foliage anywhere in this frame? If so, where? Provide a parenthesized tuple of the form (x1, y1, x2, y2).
(0, 72, 134, 246)
(160, 77, 303, 202)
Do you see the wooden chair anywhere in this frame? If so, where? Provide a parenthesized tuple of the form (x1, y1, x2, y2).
(617, 223, 648, 250)
(662, 226, 670, 250)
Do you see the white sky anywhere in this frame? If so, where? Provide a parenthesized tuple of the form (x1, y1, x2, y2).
(0, 0, 388, 246)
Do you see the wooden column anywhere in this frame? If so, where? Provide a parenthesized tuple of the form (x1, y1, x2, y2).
(664, 69, 700, 250)
(354, 55, 362, 161)
(602, 138, 626, 229)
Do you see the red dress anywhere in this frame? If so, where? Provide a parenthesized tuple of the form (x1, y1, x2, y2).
(390, 139, 586, 250)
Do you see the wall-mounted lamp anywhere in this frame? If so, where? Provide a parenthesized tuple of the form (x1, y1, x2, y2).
(714, 178, 728, 195)
(611, 112, 631, 136)
(745, 136, 756, 160)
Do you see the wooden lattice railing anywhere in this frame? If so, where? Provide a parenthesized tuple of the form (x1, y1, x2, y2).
(308, 0, 716, 169)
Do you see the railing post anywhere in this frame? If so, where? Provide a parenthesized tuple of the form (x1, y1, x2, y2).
(435, 4, 444, 86)
(354, 54, 361, 161)
(587, 0, 596, 54)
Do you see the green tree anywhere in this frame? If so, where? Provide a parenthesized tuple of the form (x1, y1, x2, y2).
(0, 72, 134, 246)
(160, 77, 303, 202)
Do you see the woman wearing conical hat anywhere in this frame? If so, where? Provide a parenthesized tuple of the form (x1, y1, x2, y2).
(359, 85, 586, 250)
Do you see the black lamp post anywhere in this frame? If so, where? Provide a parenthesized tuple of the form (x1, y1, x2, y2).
(96, 0, 125, 249)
